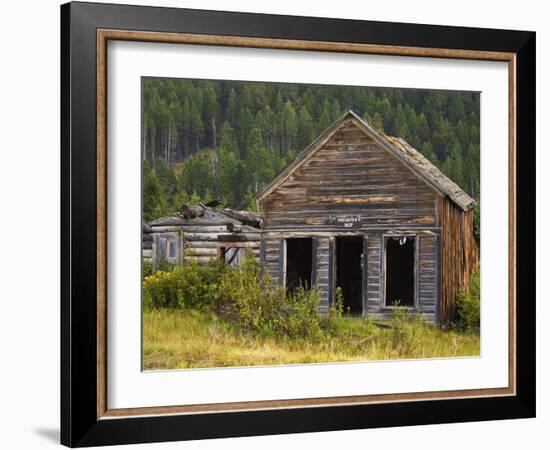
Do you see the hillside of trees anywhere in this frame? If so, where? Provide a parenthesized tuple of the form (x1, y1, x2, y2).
(142, 78, 480, 232)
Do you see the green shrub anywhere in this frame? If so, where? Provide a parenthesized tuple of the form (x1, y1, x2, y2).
(456, 270, 480, 333)
(217, 254, 322, 341)
(142, 259, 153, 280)
(156, 260, 175, 273)
(283, 287, 323, 341)
(143, 260, 225, 310)
(144, 253, 325, 341)
(324, 287, 346, 335)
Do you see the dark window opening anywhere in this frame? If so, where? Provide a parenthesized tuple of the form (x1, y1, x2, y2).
(336, 236, 364, 315)
(168, 241, 176, 258)
(385, 237, 415, 307)
(286, 238, 313, 292)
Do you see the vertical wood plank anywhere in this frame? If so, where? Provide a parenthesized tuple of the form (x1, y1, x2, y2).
(279, 238, 286, 288)
(415, 235, 420, 309)
(362, 235, 368, 317)
(435, 234, 441, 324)
(328, 237, 335, 307)
(311, 237, 318, 287)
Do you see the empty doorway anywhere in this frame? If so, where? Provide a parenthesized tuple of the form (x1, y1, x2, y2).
(285, 238, 313, 292)
(335, 236, 364, 315)
(385, 236, 415, 307)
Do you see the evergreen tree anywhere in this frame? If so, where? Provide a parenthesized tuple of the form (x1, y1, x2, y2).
(203, 84, 218, 147)
(142, 162, 168, 221)
(297, 106, 315, 150)
(189, 102, 204, 153)
(371, 112, 384, 131)
(330, 98, 342, 121)
(141, 78, 480, 224)
(226, 88, 238, 126)
(281, 100, 297, 153)
(318, 99, 332, 134)
(244, 128, 271, 193)
(236, 107, 254, 156)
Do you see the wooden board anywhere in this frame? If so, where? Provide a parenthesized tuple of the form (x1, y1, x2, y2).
(261, 120, 438, 230)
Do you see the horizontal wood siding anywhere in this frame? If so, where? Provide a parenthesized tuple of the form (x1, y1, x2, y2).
(439, 197, 479, 326)
(315, 238, 331, 312)
(263, 239, 282, 287)
(366, 234, 382, 312)
(262, 120, 438, 230)
(150, 228, 261, 268)
(418, 235, 437, 315)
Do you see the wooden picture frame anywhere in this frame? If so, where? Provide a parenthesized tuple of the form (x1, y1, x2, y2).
(61, 1, 535, 447)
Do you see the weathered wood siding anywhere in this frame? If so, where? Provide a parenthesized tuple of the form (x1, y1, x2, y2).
(363, 232, 437, 321)
(366, 234, 382, 313)
(261, 236, 330, 311)
(150, 226, 260, 269)
(263, 239, 282, 286)
(262, 119, 438, 230)
(417, 234, 438, 322)
(315, 238, 331, 313)
(258, 117, 478, 325)
(439, 197, 479, 326)
(263, 231, 439, 321)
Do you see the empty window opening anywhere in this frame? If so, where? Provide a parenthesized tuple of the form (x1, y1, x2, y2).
(168, 241, 176, 259)
(220, 247, 247, 266)
(385, 236, 415, 307)
(336, 236, 364, 315)
(286, 238, 313, 292)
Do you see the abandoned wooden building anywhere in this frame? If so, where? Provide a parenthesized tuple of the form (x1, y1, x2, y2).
(145, 203, 261, 271)
(258, 110, 478, 325)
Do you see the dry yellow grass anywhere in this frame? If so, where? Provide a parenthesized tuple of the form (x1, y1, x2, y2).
(142, 309, 480, 370)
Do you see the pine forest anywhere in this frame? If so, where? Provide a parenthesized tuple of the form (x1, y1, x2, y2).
(142, 77, 480, 233)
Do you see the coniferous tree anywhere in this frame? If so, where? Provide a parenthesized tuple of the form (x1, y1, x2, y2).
(142, 162, 168, 221)
(189, 102, 204, 153)
(297, 106, 315, 150)
(226, 88, 238, 126)
(141, 78, 480, 229)
(236, 107, 254, 156)
(318, 99, 332, 134)
(281, 100, 297, 153)
(371, 112, 384, 131)
(203, 84, 218, 147)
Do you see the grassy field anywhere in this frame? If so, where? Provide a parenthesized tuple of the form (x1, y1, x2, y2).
(142, 308, 480, 370)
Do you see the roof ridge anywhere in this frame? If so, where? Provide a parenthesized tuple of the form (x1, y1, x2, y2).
(257, 109, 475, 211)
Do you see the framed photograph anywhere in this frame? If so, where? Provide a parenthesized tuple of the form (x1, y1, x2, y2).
(61, 1, 535, 447)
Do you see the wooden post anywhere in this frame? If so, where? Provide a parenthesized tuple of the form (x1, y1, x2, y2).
(362, 235, 368, 317)
(311, 237, 318, 287)
(328, 237, 335, 307)
(279, 239, 286, 289)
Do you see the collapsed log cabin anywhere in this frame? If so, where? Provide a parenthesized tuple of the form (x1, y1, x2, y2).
(258, 110, 478, 326)
(145, 203, 261, 271)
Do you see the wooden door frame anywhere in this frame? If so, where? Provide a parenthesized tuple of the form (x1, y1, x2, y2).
(381, 233, 419, 310)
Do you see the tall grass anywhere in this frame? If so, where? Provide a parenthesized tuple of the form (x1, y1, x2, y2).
(143, 308, 480, 370)
(142, 255, 480, 369)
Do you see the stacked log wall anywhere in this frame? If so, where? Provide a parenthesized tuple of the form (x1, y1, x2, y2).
(150, 225, 261, 269)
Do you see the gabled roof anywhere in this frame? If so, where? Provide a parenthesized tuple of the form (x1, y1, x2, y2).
(257, 110, 475, 211)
